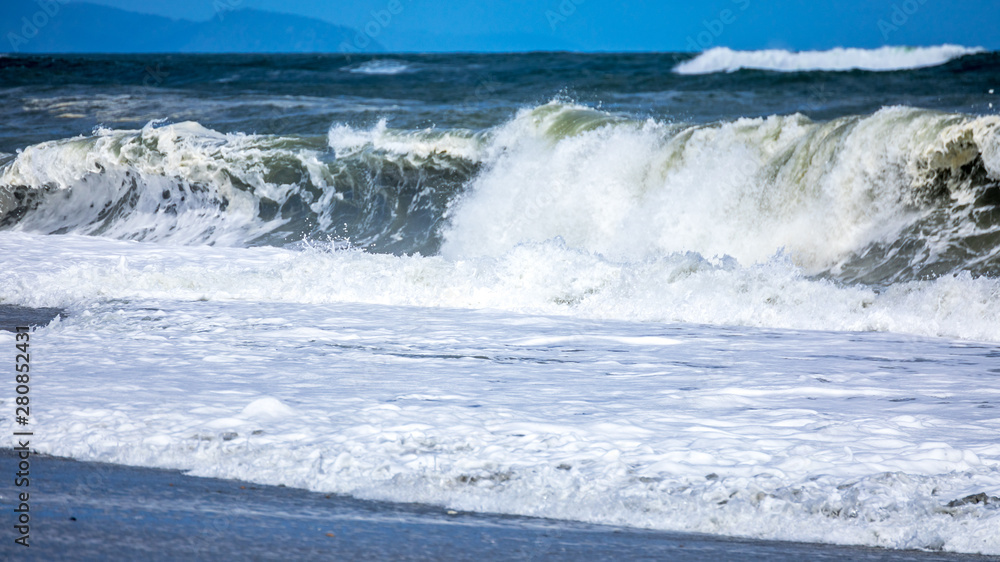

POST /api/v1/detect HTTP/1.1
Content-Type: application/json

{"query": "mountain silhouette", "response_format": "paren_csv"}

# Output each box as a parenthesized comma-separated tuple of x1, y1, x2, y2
(3, 3, 382, 53)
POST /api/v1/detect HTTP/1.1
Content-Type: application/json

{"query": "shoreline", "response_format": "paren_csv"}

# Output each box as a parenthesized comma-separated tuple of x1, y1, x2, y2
(0, 304, 64, 332)
(1, 449, 994, 560)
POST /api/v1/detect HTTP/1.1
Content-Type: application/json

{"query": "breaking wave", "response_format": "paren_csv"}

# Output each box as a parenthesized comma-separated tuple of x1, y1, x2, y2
(2, 101, 1000, 285)
(444, 102, 1000, 284)
(673, 45, 985, 74)
(343, 59, 416, 75)
(0, 120, 474, 254)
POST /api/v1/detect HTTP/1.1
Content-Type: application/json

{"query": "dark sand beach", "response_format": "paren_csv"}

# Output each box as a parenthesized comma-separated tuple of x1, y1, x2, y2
(0, 305, 63, 332)
(1, 449, 995, 561)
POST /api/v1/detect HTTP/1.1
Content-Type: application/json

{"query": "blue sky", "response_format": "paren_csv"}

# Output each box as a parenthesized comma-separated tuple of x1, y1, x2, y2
(17, 0, 1000, 52)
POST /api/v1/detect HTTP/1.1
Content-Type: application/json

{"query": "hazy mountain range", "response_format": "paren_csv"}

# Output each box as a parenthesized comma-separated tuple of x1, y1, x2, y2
(3, 2, 383, 53)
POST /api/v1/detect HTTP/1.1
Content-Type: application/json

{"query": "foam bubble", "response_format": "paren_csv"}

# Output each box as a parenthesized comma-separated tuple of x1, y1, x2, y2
(241, 397, 297, 420)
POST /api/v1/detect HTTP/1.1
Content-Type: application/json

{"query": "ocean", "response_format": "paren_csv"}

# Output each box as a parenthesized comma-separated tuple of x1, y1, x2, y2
(2, 45, 1000, 554)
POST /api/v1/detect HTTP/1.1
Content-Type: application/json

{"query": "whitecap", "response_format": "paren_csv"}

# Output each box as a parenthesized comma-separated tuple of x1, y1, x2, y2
(343, 59, 415, 75)
(674, 45, 984, 74)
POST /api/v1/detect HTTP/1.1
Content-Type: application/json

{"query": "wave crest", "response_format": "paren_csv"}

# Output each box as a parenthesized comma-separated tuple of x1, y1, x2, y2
(0, 120, 470, 253)
(673, 45, 984, 74)
(443, 103, 1000, 284)
(342, 59, 415, 75)
(327, 118, 486, 161)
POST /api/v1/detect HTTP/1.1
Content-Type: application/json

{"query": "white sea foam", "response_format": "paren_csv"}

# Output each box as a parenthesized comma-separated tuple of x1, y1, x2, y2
(674, 45, 984, 74)
(1, 268, 998, 554)
(343, 59, 415, 75)
(3, 106, 1000, 334)
(3, 231, 1000, 343)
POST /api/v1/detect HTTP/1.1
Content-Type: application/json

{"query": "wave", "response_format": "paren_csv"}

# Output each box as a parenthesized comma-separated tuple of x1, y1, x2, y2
(343, 59, 415, 75)
(0, 120, 474, 253)
(443, 102, 1000, 284)
(3, 102, 1000, 285)
(3, 104, 1000, 343)
(673, 45, 985, 74)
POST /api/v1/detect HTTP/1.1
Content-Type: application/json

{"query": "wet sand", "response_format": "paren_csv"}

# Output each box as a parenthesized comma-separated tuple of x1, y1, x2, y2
(1, 449, 994, 561)
(0, 304, 63, 332)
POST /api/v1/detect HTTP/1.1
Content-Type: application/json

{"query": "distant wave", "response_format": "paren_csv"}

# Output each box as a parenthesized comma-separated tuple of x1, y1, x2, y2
(343, 59, 415, 75)
(673, 45, 984, 74)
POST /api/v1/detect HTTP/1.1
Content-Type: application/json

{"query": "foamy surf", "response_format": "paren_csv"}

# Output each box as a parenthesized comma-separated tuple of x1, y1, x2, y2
(674, 45, 985, 74)
(2, 266, 998, 554)
(2, 232, 1000, 343)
